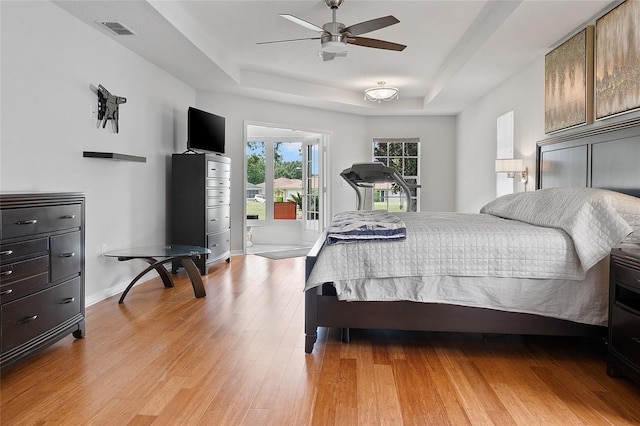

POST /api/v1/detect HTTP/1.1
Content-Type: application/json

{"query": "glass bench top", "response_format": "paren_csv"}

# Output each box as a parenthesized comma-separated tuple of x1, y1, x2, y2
(104, 245, 211, 258)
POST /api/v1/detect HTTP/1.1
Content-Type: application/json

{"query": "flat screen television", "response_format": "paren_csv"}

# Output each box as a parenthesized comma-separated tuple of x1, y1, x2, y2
(187, 107, 225, 154)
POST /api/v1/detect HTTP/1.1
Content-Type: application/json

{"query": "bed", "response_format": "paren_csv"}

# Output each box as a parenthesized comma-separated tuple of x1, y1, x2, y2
(304, 118, 640, 354)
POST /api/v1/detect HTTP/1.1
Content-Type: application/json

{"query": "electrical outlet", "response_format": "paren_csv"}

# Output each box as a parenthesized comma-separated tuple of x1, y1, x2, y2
(101, 243, 107, 255)
(90, 104, 97, 119)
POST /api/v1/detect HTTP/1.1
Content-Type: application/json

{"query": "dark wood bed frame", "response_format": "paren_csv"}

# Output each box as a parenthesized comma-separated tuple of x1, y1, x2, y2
(304, 118, 640, 354)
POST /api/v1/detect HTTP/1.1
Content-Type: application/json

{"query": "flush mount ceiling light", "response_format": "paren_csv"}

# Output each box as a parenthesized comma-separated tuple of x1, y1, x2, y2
(364, 81, 399, 103)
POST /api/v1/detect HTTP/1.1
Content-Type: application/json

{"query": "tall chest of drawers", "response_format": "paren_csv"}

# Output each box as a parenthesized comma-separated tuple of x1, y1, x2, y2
(0, 192, 85, 371)
(171, 154, 231, 274)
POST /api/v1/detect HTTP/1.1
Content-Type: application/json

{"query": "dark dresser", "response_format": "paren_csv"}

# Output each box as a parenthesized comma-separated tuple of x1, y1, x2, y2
(0, 192, 85, 371)
(607, 246, 640, 386)
(171, 154, 231, 274)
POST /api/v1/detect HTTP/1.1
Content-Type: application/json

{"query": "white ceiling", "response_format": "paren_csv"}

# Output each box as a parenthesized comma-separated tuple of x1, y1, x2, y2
(53, 0, 613, 116)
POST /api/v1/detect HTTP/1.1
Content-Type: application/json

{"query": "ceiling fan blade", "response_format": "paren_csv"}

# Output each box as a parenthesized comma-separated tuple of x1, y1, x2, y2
(257, 37, 321, 45)
(342, 16, 399, 36)
(280, 14, 324, 32)
(347, 36, 406, 51)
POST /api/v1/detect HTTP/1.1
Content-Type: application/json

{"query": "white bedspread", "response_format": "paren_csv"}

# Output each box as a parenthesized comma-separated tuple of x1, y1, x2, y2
(305, 211, 613, 292)
(331, 258, 610, 326)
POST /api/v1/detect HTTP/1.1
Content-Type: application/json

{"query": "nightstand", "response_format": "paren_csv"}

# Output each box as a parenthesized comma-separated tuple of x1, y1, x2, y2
(607, 247, 640, 386)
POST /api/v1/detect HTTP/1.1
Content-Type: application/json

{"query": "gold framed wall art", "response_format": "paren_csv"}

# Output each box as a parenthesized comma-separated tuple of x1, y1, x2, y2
(595, 0, 640, 119)
(545, 27, 594, 133)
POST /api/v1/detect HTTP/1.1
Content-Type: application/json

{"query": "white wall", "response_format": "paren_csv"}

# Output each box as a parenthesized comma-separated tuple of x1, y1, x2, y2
(196, 92, 458, 250)
(456, 57, 545, 213)
(365, 116, 457, 212)
(1, 1, 196, 304)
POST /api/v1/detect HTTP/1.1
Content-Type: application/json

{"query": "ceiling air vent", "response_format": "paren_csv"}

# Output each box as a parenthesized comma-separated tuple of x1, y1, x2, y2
(98, 21, 136, 36)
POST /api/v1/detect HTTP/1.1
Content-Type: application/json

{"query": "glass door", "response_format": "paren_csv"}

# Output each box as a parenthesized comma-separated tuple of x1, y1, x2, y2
(303, 139, 320, 234)
(245, 124, 328, 252)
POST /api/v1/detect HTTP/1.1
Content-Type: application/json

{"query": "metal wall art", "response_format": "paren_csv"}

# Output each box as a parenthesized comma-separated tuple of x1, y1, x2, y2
(91, 84, 127, 133)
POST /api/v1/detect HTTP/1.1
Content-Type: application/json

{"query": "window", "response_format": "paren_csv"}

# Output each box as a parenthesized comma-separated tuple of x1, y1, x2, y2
(372, 138, 420, 212)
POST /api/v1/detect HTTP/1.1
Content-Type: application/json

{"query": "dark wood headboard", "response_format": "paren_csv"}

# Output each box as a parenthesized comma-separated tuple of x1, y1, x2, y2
(536, 118, 640, 197)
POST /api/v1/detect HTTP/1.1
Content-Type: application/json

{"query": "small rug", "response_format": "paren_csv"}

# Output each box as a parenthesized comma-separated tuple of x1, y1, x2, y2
(254, 248, 311, 260)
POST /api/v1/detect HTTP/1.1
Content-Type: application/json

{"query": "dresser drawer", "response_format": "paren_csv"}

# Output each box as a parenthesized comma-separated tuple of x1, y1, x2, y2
(0, 238, 48, 265)
(207, 206, 230, 233)
(0, 272, 49, 304)
(206, 178, 230, 190)
(207, 161, 231, 179)
(613, 262, 640, 292)
(50, 231, 81, 282)
(1, 277, 81, 352)
(207, 196, 231, 207)
(1, 204, 81, 239)
(207, 230, 230, 259)
(207, 188, 231, 199)
(610, 303, 640, 367)
(0, 255, 48, 285)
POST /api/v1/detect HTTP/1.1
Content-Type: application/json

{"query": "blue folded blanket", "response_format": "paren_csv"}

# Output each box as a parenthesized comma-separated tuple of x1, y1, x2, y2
(326, 211, 406, 245)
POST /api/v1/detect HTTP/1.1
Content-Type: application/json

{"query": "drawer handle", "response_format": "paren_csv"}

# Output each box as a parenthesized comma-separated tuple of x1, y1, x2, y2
(211, 244, 219, 248)
(60, 214, 76, 219)
(17, 315, 38, 325)
(210, 218, 218, 222)
(0, 288, 13, 295)
(0, 250, 13, 256)
(59, 252, 76, 258)
(16, 219, 37, 225)
(632, 337, 640, 345)
(0, 270, 13, 277)
(61, 297, 75, 304)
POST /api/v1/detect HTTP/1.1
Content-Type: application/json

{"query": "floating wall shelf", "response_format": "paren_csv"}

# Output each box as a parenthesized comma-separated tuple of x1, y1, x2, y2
(83, 151, 146, 163)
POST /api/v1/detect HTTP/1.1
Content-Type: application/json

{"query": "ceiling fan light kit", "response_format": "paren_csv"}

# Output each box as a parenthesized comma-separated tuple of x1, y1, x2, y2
(259, 0, 406, 61)
(364, 81, 399, 103)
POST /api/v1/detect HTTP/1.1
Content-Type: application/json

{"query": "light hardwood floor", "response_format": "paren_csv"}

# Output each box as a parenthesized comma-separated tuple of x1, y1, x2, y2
(2, 254, 640, 425)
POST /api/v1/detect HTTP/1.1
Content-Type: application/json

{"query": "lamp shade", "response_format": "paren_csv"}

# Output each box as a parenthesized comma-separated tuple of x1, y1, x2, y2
(495, 158, 524, 173)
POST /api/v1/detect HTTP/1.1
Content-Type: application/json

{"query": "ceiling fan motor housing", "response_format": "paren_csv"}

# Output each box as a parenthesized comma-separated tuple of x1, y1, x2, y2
(322, 22, 348, 51)
(320, 22, 347, 44)
(325, 0, 344, 9)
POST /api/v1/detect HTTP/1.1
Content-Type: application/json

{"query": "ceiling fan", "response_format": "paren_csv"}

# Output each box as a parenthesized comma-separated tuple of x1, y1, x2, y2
(258, 0, 406, 61)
